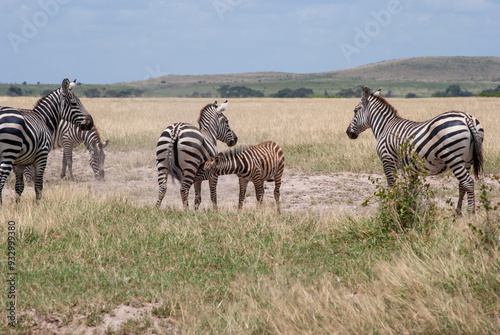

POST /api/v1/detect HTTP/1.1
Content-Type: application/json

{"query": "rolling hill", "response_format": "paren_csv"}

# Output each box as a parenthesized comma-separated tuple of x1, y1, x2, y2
(114, 56, 500, 98)
(123, 56, 500, 87)
(2, 57, 499, 98)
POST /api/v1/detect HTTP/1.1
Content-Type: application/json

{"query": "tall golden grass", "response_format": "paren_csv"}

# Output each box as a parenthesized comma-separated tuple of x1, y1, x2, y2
(0, 96, 499, 334)
(3, 96, 500, 172)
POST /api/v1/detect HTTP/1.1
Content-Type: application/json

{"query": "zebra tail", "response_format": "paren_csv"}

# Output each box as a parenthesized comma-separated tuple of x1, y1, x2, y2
(166, 128, 183, 183)
(468, 116, 484, 179)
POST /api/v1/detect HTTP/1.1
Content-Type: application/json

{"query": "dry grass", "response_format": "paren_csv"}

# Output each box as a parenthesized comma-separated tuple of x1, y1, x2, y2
(0, 96, 499, 334)
(3, 96, 499, 173)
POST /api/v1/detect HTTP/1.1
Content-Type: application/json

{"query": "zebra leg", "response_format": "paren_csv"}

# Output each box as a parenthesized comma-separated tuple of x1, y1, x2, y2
(382, 159, 397, 187)
(13, 166, 26, 202)
(456, 184, 466, 215)
(33, 162, 47, 201)
(61, 150, 67, 179)
(0, 160, 15, 205)
(254, 179, 265, 207)
(274, 175, 282, 213)
(194, 180, 202, 210)
(451, 166, 475, 214)
(238, 178, 249, 210)
(64, 144, 75, 181)
(458, 178, 475, 214)
(209, 176, 218, 211)
(156, 172, 168, 208)
(180, 177, 195, 209)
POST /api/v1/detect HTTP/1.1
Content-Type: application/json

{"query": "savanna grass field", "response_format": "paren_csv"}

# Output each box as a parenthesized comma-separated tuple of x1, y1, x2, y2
(1, 96, 500, 334)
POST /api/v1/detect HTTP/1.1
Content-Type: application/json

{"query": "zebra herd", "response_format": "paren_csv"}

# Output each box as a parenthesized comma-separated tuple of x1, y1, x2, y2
(0, 81, 485, 214)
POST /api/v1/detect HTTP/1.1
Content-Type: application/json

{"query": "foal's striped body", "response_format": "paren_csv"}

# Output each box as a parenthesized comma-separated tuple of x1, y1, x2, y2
(196, 141, 285, 212)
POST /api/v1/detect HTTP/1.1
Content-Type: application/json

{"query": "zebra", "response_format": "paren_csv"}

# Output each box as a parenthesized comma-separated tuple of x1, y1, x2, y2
(0, 78, 94, 205)
(155, 100, 238, 209)
(346, 86, 484, 214)
(194, 141, 285, 212)
(24, 120, 109, 181)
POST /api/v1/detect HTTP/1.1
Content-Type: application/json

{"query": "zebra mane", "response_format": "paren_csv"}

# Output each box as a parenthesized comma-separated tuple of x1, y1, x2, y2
(32, 91, 54, 111)
(197, 103, 217, 124)
(218, 145, 250, 160)
(371, 93, 399, 116)
(92, 124, 102, 142)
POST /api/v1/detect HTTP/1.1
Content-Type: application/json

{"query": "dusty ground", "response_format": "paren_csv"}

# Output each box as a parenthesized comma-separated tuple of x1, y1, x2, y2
(8, 149, 499, 217)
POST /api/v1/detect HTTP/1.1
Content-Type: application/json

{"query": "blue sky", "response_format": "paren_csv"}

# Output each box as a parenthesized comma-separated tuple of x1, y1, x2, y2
(1, 0, 499, 84)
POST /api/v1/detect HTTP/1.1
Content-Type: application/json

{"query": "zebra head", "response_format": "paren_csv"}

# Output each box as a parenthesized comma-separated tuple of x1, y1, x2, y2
(215, 100, 238, 147)
(60, 78, 94, 131)
(346, 86, 380, 139)
(89, 139, 109, 180)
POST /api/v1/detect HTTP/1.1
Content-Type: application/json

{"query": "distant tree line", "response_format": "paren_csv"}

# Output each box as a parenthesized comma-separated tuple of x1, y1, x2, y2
(270, 88, 314, 98)
(476, 85, 500, 97)
(432, 85, 473, 97)
(83, 88, 145, 98)
(217, 85, 264, 98)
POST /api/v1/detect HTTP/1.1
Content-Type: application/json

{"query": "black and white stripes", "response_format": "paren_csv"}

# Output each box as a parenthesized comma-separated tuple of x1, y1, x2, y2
(0, 78, 93, 204)
(155, 100, 238, 209)
(195, 141, 285, 212)
(346, 86, 484, 214)
(25, 120, 108, 181)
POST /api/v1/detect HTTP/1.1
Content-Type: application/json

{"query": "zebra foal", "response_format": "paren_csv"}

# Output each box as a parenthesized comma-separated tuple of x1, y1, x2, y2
(155, 100, 238, 209)
(24, 120, 109, 181)
(0, 78, 93, 204)
(346, 86, 484, 214)
(195, 141, 285, 212)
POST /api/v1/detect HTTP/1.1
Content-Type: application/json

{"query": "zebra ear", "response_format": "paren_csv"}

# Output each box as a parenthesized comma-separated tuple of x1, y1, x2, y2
(69, 79, 77, 90)
(362, 86, 371, 101)
(102, 140, 109, 149)
(62, 78, 70, 96)
(216, 100, 228, 113)
(373, 88, 382, 97)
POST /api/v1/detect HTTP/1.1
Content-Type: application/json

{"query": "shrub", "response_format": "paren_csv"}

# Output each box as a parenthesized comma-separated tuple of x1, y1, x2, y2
(364, 139, 437, 233)
(468, 180, 499, 253)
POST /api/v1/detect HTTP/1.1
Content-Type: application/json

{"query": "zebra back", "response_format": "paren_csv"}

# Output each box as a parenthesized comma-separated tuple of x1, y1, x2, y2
(202, 141, 285, 181)
(346, 86, 485, 214)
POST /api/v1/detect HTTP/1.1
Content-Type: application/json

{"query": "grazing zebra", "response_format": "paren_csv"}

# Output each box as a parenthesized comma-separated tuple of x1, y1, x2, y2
(0, 78, 94, 204)
(155, 100, 238, 209)
(24, 120, 109, 181)
(346, 86, 484, 214)
(195, 141, 285, 212)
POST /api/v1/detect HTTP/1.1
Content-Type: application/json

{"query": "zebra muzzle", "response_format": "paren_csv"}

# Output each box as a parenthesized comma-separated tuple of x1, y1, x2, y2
(346, 127, 358, 139)
(227, 134, 238, 147)
(96, 170, 105, 180)
(80, 115, 94, 131)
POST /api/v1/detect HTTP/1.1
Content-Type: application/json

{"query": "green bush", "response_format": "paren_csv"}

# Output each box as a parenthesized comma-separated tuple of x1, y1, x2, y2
(365, 139, 437, 233)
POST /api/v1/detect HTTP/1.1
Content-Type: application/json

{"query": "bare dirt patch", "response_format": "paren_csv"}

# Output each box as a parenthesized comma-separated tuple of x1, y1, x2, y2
(10, 149, 498, 217)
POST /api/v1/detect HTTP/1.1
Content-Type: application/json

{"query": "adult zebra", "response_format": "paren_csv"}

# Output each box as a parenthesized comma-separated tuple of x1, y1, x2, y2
(155, 100, 238, 209)
(24, 120, 109, 181)
(0, 78, 94, 204)
(346, 86, 484, 214)
(194, 141, 285, 212)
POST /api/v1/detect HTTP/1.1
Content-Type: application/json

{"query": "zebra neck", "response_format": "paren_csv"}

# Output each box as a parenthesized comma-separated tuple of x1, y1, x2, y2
(32, 91, 62, 134)
(199, 116, 218, 145)
(82, 130, 97, 149)
(369, 99, 398, 139)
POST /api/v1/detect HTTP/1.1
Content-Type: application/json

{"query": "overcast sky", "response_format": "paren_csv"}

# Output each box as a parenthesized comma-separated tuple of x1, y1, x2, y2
(1, 0, 499, 84)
